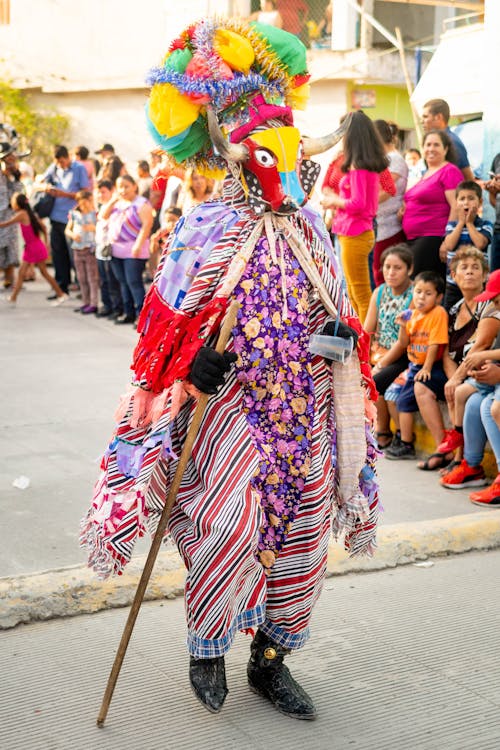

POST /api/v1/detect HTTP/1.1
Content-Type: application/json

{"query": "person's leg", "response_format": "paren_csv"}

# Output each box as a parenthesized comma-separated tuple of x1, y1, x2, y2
(73, 250, 90, 306)
(49, 221, 71, 294)
(398, 411, 414, 444)
(441, 391, 489, 489)
(123, 258, 147, 317)
(490, 388, 500, 431)
(86, 253, 100, 309)
(8, 261, 28, 302)
(414, 381, 445, 445)
(409, 236, 445, 279)
(469, 394, 500, 506)
(3, 263, 15, 287)
(110, 257, 134, 318)
(489, 232, 500, 273)
(454, 382, 478, 427)
(107, 261, 123, 314)
(97, 259, 112, 312)
(339, 230, 374, 323)
(36, 262, 65, 297)
(385, 366, 417, 458)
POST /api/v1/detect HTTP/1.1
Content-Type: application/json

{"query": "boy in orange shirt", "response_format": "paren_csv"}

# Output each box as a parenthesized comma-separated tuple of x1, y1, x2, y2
(385, 271, 448, 460)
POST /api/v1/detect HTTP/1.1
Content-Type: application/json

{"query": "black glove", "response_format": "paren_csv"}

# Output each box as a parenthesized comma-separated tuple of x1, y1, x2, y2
(322, 319, 358, 347)
(190, 347, 237, 395)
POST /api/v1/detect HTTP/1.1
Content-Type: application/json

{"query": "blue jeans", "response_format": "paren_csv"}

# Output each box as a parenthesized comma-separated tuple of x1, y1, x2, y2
(464, 391, 500, 471)
(97, 259, 122, 313)
(110, 257, 147, 318)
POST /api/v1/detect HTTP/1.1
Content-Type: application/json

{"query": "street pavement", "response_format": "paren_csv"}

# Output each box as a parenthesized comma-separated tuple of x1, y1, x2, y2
(2, 277, 500, 748)
(1, 549, 499, 749)
(2, 279, 498, 579)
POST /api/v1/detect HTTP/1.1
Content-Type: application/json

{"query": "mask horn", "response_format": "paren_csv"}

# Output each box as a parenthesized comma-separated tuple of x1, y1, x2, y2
(302, 113, 352, 157)
(206, 108, 248, 163)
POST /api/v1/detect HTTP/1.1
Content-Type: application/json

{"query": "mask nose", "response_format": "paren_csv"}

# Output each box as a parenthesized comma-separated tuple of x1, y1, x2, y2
(279, 171, 305, 208)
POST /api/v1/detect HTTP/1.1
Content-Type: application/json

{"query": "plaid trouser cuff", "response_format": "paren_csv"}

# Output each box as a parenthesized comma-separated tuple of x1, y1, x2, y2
(187, 603, 266, 658)
(259, 619, 310, 650)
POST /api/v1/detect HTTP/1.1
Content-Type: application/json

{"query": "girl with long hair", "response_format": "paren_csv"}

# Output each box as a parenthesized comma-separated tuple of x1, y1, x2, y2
(0, 192, 67, 304)
(321, 110, 388, 322)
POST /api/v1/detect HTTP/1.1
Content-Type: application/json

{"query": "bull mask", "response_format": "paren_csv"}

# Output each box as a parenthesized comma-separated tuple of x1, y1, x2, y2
(207, 109, 350, 216)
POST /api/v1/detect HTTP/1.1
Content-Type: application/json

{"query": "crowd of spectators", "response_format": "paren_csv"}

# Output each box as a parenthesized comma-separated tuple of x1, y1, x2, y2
(2, 94, 500, 507)
(319, 97, 500, 508)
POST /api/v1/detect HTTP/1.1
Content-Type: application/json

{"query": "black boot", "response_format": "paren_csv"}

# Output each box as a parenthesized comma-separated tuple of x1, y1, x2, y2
(189, 656, 228, 714)
(247, 629, 317, 720)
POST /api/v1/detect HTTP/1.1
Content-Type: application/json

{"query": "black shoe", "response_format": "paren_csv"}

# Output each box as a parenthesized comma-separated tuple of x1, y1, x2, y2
(247, 630, 317, 720)
(47, 294, 58, 301)
(95, 308, 112, 318)
(114, 314, 135, 325)
(385, 439, 416, 460)
(189, 656, 228, 714)
(109, 310, 124, 320)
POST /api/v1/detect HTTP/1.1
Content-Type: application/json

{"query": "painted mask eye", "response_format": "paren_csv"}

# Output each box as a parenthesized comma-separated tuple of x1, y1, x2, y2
(254, 148, 277, 167)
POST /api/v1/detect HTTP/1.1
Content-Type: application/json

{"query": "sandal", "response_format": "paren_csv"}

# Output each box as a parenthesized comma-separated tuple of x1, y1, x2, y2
(376, 431, 393, 449)
(417, 452, 454, 471)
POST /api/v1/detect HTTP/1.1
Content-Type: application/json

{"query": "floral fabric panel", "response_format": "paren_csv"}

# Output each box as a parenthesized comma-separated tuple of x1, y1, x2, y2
(232, 234, 315, 573)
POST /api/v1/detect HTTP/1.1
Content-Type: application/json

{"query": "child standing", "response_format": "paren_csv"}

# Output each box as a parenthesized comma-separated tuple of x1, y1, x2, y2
(440, 181, 493, 309)
(364, 244, 414, 449)
(65, 190, 99, 314)
(0, 192, 67, 305)
(385, 271, 449, 460)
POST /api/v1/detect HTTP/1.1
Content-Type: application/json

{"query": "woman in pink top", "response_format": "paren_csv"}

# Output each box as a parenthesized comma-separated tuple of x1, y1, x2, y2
(321, 111, 388, 323)
(401, 129, 462, 278)
(101, 175, 153, 324)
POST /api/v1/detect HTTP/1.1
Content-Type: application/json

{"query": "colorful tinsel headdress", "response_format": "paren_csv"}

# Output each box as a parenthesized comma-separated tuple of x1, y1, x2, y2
(145, 18, 310, 176)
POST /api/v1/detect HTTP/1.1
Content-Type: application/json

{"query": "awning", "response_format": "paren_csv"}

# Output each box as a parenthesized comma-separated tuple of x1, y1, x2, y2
(410, 23, 483, 116)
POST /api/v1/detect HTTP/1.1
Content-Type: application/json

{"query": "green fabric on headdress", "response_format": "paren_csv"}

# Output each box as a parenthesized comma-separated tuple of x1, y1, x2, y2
(251, 23, 307, 76)
(164, 47, 193, 73)
(167, 118, 207, 162)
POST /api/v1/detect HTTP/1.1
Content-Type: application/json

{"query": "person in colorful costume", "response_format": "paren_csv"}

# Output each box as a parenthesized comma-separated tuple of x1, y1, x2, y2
(81, 18, 380, 720)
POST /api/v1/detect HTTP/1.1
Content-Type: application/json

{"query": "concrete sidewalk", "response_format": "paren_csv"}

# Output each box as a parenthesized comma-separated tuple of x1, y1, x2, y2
(1, 550, 499, 750)
(2, 280, 500, 627)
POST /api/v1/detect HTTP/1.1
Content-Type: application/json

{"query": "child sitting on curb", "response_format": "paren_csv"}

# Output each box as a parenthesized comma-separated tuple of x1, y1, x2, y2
(385, 271, 448, 460)
(364, 243, 413, 449)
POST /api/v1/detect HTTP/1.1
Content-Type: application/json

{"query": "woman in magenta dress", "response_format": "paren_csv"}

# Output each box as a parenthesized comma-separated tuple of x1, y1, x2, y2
(401, 129, 463, 278)
(0, 192, 67, 304)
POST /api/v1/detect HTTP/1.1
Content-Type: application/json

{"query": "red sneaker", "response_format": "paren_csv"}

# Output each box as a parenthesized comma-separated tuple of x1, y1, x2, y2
(470, 477, 500, 507)
(440, 459, 487, 489)
(436, 429, 464, 455)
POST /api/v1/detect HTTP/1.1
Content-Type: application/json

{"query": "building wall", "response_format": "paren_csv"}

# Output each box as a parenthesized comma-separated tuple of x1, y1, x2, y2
(28, 88, 154, 169)
(0, 0, 232, 89)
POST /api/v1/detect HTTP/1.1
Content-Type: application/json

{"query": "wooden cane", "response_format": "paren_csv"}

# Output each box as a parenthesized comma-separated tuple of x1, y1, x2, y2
(96, 300, 240, 727)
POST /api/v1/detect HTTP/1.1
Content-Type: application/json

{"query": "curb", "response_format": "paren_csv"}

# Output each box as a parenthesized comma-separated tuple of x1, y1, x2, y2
(2, 513, 500, 629)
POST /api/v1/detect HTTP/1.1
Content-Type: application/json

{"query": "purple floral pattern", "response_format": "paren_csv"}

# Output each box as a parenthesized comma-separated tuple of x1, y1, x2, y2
(233, 235, 315, 573)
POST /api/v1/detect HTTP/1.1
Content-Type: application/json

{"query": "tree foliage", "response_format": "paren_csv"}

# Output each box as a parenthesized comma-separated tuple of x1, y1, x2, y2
(0, 81, 70, 173)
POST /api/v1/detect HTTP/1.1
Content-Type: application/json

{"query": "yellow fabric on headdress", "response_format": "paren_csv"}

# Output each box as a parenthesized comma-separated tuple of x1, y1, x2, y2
(149, 83, 200, 137)
(214, 29, 255, 73)
(288, 83, 310, 111)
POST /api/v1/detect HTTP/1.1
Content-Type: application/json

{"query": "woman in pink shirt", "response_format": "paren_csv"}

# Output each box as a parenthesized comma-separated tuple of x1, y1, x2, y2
(401, 129, 462, 278)
(321, 111, 388, 323)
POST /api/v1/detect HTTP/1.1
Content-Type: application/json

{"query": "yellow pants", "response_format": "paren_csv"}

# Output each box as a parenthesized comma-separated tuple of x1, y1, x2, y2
(339, 230, 374, 324)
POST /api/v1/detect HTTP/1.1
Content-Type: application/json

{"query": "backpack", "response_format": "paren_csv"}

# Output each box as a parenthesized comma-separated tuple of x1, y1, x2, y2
(33, 170, 55, 219)
(33, 191, 55, 219)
